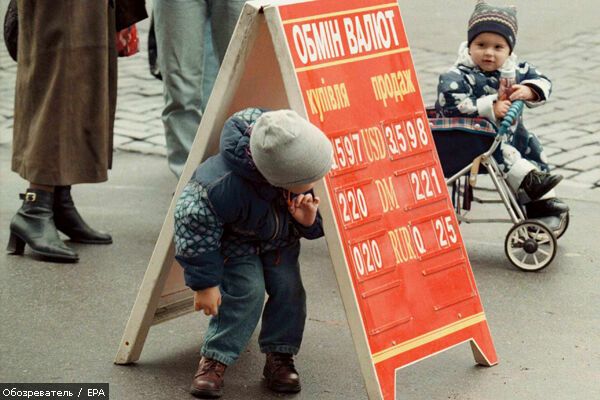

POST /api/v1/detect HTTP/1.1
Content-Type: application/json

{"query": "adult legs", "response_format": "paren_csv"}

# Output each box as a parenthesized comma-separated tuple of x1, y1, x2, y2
(201, 26, 219, 110)
(154, 0, 207, 177)
(52, 186, 112, 244)
(209, 0, 246, 62)
(7, 184, 78, 262)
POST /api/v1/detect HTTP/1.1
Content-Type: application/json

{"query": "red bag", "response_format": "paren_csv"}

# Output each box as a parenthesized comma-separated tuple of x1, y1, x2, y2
(116, 25, 139, 57)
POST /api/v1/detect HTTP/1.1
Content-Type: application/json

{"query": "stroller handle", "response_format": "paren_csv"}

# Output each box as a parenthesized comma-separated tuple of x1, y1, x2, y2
(497, 100, 524, 135)
(483, 100, 525, 157)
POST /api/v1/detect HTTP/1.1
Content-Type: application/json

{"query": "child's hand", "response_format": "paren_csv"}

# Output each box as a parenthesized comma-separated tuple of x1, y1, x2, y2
(493, 99, 512, 119)
(194, 286, 221, 316)
(509, 84, 538, 102)
(289, 193, 320, 227)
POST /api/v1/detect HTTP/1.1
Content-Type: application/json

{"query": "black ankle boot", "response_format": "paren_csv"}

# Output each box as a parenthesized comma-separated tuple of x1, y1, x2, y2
(7, 189, 79, 262)
(526, 198, 570, 218)
(519, 170, 563, 201)
(53, 186, 112, 244)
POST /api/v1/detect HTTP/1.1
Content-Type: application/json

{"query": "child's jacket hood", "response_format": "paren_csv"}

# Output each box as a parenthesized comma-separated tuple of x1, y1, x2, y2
(219, 112, 267, 185)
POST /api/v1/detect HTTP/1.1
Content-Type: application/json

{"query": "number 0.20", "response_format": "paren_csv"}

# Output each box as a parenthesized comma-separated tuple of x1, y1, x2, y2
(352, 239, 383, 277)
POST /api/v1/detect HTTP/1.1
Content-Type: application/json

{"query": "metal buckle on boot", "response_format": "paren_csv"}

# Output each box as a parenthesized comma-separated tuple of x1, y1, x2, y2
(25, 192, 37, 202)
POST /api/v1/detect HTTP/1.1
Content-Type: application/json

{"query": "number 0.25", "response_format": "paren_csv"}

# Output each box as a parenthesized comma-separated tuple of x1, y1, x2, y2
(434, 216, 457, 248)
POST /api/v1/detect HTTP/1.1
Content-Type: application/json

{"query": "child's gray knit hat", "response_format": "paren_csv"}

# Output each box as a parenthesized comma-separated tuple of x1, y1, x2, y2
(250, 110, 333, 190)
(468, 1, 518, 52)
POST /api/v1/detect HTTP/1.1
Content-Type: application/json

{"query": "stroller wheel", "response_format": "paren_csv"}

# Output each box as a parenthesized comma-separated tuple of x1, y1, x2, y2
(554, 212, 569, 239)
(505, 220, 557, 271)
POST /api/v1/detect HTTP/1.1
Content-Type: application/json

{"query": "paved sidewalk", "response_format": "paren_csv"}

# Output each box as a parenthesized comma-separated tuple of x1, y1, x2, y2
(1, 6, 599, 187)
(1, 149, 599, 400)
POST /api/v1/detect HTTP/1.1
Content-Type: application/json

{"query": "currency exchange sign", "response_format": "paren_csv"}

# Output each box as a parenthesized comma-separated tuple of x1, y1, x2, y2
(277, 1, 498, 398)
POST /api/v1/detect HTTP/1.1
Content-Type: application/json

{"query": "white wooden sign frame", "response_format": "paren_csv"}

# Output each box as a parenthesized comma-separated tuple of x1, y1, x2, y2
(115, 3, 495, 399)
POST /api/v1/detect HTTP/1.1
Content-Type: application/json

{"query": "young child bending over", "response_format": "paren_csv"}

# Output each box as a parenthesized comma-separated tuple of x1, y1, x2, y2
(173, 108, 333, 398)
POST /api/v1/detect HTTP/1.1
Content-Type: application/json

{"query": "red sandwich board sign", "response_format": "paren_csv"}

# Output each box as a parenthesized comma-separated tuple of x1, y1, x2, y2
(275, 1, 498, 398)
(115, 1, 497, 398)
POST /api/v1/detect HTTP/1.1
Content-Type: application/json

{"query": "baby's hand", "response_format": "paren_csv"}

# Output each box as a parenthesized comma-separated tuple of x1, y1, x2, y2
(493, 99, 512, 119)
(289, 193, 320, 227)
(509, 84, 538, 102)
(194, 286, 221, 316)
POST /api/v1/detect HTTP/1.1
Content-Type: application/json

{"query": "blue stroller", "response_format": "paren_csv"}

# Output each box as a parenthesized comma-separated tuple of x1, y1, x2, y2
(428, 101, 569, 271)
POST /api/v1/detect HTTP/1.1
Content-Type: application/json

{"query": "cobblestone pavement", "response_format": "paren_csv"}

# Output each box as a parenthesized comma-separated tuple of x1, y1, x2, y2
(1, 19, 599, 187)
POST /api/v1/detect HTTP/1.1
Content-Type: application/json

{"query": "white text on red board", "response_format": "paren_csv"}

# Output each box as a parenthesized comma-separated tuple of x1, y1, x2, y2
(291, 9, 402, 65)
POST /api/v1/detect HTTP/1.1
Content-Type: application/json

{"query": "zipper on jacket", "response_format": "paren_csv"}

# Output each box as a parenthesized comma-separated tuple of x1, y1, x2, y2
(270, 206, 280, 241)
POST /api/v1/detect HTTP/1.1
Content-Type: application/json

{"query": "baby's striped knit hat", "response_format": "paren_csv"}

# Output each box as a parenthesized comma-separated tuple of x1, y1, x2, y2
(467, 1, 518, 52)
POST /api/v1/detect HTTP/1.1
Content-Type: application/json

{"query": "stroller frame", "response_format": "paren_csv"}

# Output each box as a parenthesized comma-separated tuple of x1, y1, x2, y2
(431, 101, 567, 271)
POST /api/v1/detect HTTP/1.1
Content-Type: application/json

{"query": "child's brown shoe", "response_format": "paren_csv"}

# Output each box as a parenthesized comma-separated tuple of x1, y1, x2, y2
(190, 357, 227, 399)
(263, 352, 301, 393)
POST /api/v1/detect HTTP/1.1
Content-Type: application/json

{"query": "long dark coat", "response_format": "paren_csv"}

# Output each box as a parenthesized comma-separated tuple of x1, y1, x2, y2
(12, 0, 145, 185)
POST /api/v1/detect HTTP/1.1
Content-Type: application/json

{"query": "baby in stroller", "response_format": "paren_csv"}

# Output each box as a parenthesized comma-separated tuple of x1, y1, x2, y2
(434, 0, 568, 219)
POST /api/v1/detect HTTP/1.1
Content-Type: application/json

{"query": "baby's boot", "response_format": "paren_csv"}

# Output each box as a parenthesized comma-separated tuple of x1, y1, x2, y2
(519, 170, 563, 201)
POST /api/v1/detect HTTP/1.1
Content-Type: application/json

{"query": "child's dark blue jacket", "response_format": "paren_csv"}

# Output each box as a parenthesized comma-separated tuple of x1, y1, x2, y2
(174, 108, 324, 291)
(435, 42, 552, 169)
